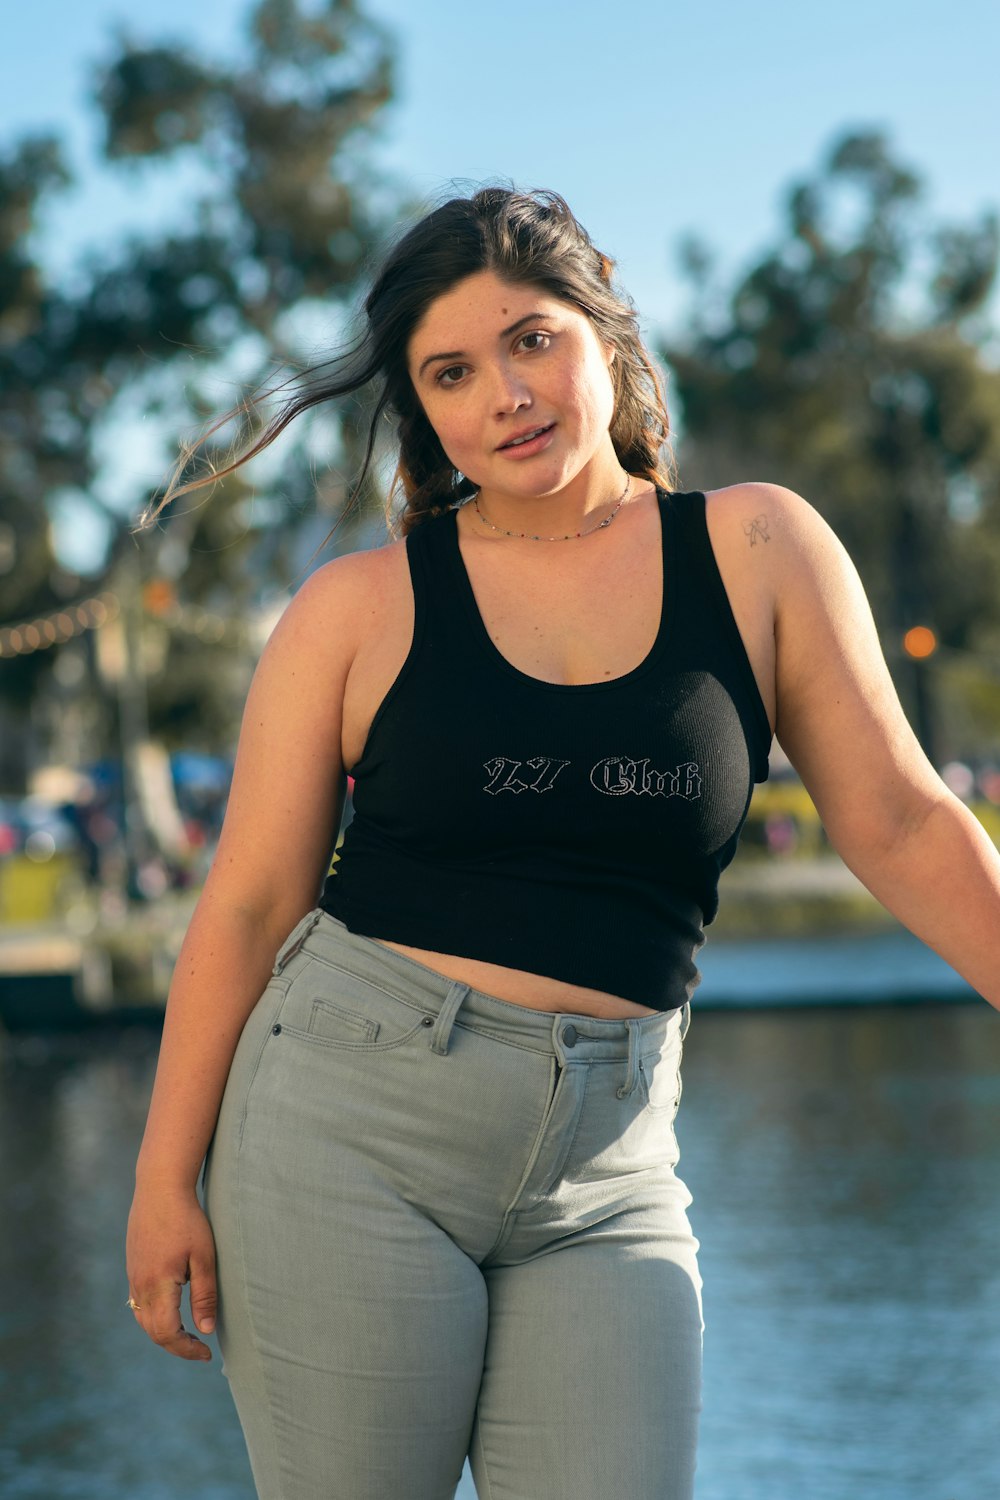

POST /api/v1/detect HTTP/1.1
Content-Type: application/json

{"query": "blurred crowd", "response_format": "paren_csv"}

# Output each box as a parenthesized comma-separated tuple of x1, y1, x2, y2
(0, 753, 232, 923)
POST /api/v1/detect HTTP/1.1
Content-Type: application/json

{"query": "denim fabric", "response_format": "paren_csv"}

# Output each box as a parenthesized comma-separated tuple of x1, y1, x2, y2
(203, 908, 702, 1499)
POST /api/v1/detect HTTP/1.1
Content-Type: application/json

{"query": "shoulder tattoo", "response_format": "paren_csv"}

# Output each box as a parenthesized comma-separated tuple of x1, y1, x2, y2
(743, 513, 770, 547)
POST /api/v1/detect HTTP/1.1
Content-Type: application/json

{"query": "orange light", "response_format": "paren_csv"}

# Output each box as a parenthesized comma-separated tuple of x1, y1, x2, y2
(903, 625, 937, 659)
(143, 579, 176, 615)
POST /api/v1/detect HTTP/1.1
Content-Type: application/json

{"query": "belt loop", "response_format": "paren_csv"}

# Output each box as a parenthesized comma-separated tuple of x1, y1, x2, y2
(272, 908, 321, 975)
(428, 981, 471, 1056)
(617, 1019, 641, 1099)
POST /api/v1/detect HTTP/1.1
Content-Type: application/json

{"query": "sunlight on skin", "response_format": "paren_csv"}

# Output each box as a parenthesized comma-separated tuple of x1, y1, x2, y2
(406, 269, 628, 534)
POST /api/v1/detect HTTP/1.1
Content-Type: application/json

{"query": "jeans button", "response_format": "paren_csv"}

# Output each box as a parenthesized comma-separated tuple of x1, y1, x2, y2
(562, 1024, 578, 1047)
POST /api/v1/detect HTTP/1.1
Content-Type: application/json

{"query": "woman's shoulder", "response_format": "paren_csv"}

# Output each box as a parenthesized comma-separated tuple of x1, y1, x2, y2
(702, 478, 815, 527)
(263, 535, 409, 663)
(700, 480, 836, 582)
(293, 533, 408, 606)
(694, 480, 844, 726)
(701, 479, 879, 676)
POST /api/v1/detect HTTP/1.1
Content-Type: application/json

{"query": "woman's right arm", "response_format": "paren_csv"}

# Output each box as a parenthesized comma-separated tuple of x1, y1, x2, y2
(125, 549, 372, 1361)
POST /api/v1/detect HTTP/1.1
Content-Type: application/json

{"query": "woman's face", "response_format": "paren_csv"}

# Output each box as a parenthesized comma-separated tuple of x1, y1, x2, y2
(406, 269, 618, 501)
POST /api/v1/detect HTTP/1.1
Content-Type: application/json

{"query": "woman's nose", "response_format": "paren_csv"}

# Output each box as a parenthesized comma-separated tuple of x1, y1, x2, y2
(491, 362, 532, 414)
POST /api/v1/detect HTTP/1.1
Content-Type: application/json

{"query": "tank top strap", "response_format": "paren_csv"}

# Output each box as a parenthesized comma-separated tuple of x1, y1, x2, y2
(403, 504, 481, 653)
(660, 488, 713, 617)
(664, 487, 772, 749)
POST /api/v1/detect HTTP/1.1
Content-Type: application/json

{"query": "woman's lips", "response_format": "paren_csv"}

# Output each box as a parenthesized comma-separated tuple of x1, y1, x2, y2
(496, 423, 556, 458)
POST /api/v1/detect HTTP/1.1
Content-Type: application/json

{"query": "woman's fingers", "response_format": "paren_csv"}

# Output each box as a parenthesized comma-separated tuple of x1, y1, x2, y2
(188, 1242, 218, 1336)
(130, 1279, 213, 1361)
(126, 1190, 220, 1361)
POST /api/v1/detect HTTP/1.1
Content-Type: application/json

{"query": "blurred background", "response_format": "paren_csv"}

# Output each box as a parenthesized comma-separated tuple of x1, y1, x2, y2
(1, 2, 999, 1497)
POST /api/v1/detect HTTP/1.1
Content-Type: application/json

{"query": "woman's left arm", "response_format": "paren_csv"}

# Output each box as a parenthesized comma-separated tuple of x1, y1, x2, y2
(756, 482, 1000, 1011)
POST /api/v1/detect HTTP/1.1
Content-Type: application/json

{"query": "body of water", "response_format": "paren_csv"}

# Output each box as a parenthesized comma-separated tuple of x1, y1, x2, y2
(2, 999, 998, 1498)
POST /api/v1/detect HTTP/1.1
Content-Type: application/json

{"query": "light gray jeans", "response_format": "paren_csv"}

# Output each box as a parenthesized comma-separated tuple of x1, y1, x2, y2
(202, 908, 703, 1500)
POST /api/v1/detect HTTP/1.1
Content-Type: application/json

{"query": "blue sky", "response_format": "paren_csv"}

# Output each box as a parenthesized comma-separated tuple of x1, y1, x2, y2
(7, 0, 999, 333)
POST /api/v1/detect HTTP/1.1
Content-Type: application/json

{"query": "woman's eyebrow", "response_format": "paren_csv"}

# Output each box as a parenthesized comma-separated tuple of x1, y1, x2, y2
(416, 313, 547, 378)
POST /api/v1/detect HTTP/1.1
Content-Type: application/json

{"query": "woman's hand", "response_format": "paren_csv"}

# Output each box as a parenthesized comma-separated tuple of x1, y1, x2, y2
(126, 1182, 218, 1361)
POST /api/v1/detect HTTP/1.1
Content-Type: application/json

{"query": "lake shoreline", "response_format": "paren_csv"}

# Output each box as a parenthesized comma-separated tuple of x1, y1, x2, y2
(0, 856, 981, 1029)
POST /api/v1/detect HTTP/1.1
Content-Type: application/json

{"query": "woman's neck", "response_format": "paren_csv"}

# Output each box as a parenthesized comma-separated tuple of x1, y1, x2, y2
(471, 462, 636, 540)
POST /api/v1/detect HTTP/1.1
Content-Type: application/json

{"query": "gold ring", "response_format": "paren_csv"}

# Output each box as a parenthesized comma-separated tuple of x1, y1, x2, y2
(126, 1296, 142, 1312)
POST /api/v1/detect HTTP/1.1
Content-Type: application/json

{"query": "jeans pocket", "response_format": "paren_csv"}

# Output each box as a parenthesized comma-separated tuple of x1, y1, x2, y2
(308, 995, 381, 1043)
(639, 1022, 685, 1115)
(277, 955, 432, 1050)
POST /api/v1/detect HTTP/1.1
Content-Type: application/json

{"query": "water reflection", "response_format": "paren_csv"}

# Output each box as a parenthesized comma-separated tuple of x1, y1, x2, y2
(683, 1006, 1000, 1500)
(0, 1031, 255, 1499)
(1, 1003, 997, 1498)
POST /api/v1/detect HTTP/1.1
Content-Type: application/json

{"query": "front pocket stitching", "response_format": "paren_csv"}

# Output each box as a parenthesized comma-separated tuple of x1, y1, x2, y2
(292, 953, 427, 1016)
(275, 1019, 429, 1052)
(639, 1049, 683, 1113)
(309, 996, 379, 1042)
(533, 1066, 592, 1197)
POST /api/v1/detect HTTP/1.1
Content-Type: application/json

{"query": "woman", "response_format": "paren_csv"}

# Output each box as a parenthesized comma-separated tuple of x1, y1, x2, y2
(126, 187, 1000, 1500)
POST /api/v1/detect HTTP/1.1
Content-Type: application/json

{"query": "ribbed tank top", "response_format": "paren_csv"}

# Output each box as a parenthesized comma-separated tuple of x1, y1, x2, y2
(319, 489, 772, 1010)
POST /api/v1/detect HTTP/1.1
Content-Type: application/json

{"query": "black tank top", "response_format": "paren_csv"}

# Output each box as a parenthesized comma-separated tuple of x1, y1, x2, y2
(319, 489, 772, 1010)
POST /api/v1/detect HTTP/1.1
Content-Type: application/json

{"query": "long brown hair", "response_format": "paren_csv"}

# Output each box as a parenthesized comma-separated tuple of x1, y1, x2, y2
(134, 186, 678, 545)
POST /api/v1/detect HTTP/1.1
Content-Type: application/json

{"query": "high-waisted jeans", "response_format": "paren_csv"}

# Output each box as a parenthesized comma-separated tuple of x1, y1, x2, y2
(202, 908, 703, 1500)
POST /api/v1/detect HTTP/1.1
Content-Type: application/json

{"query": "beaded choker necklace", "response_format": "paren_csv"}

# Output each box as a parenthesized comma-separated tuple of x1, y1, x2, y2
(470, 474, 632, 541)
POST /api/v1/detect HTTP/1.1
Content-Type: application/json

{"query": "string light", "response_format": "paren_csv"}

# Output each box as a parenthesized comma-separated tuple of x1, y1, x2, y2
(140, 598, 237, 643)
(0, 588, 240, 658)
(0, 592, 120, 658)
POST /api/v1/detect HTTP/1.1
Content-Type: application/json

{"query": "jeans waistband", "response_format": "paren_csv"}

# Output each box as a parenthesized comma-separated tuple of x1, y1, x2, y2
(271, 907, 689, 1076)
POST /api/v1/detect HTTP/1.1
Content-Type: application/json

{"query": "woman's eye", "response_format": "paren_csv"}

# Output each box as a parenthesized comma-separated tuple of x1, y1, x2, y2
(437, 365, 466, 386)
(518, 331, 550, 353)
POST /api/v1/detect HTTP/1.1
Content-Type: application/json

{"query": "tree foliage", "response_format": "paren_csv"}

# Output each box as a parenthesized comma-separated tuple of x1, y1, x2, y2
(662, 129, 1000, 662)
(0, 0, 399, 777)
(0, 135, 87, 718)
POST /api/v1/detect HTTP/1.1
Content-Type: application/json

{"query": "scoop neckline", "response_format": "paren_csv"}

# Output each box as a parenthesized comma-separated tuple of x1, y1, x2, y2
(444, 488, 676, 694)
